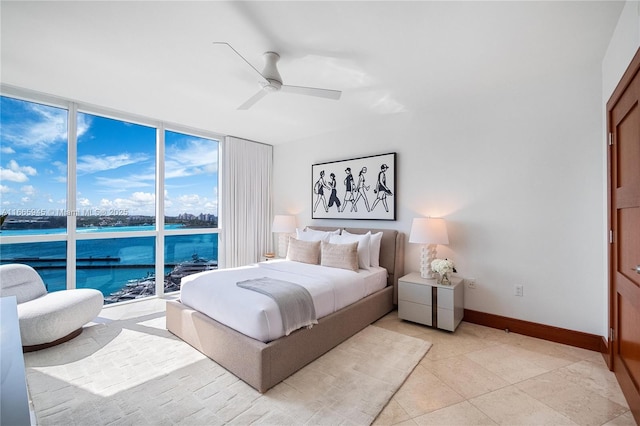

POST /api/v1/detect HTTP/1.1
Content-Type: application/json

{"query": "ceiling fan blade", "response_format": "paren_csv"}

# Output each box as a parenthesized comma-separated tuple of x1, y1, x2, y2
(213, 41, 267, 82)
(238, 89, 268, 110)
(281, 85, 342, 100)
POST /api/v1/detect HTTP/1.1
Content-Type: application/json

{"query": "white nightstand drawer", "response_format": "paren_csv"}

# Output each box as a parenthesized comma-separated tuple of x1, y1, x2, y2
(437, 307, 455, 331)
(398, 300, 432, 326)
(437, 287, 454, 310)
(399, 281, 432, 305)
(437, 305, 465, 332)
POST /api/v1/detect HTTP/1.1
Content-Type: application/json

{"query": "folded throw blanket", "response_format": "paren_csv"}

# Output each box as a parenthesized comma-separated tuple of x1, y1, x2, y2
(237, 277, 318, 337)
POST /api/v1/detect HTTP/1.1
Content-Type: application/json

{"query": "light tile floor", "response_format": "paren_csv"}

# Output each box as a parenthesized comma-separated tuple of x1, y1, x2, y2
(371, 311, 636, 426)
(99, 298, 636, 426)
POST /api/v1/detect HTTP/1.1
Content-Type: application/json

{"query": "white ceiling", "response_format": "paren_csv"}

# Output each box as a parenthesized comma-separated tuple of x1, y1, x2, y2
(1, 1, 624, 145)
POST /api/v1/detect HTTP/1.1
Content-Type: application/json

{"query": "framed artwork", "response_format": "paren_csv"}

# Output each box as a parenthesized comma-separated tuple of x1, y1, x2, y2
(311, 152, 396, 220)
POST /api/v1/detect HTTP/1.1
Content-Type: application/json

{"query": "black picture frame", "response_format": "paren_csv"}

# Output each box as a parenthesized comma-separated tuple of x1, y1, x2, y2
(311, 152, 396, 220)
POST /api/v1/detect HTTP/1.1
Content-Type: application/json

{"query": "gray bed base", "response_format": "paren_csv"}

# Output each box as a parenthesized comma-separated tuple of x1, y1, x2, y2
(166, 227, 404, 393)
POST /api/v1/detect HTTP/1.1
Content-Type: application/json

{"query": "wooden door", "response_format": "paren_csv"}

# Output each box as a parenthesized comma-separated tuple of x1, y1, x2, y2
(608, 47, 640, 424)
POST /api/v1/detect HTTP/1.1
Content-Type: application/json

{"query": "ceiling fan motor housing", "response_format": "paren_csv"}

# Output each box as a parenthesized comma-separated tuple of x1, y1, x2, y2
(261, 52, 283, 91)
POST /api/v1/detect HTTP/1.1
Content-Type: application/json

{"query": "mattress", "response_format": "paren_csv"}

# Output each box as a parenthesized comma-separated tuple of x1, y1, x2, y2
(179, 259, 388, 342)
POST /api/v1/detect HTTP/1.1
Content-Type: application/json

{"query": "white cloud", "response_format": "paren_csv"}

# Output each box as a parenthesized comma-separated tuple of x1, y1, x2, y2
(77, 153, 150, 174)
(1, 147, 15, 154)
(93, 176, 153, 191)
(177, 194, 202, 205)
(0, 185, 11, 194)
(76, 114, 91, 138)
(21, 185, 36, 196)
(165, 138, 218, 180)
(78, 197, 92, 207)
(94, 192, 156, 215)
(2, 103, 73, 159)
(164, 191, 217, 217)
(10, 159, 37, 175)
(131, 192, 155, 203)
(0, 160, 37, 182)
(52, 161, 66, 172)
(0, 168, 29, 183)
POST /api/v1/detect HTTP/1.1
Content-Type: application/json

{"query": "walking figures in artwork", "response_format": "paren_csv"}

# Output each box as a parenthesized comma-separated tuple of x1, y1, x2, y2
(370, 164, 393, 212)
(313, 170, 330, 213)
(352, 167, 370, 212)
(314, 160, 393, 216)
(340, 167, 356, 212)
(327, 172, 341, 211)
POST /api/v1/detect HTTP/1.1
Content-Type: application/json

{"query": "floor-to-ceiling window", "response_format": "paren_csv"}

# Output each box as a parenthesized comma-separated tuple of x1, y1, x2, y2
(162, 130, 219, 296)
(0, 90, 220, 303)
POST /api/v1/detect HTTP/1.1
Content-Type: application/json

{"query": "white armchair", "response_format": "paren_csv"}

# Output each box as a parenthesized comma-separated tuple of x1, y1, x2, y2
(0, 264, 103, 352)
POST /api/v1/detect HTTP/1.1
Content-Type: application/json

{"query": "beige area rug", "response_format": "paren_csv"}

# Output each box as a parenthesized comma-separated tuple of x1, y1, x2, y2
(24, 309, 431, 425)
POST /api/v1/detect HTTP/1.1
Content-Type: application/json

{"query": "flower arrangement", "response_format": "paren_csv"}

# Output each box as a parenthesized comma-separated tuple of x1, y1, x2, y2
(431, 258, 454, 275)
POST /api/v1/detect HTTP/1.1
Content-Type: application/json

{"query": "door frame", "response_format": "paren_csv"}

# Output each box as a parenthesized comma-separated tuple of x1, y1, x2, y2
(606, 46, 640, 421)
(606, 46, 640, 366)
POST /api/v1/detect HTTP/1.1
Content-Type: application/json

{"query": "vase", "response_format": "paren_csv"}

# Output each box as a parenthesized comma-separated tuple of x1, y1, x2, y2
(438, 272, 450, 285)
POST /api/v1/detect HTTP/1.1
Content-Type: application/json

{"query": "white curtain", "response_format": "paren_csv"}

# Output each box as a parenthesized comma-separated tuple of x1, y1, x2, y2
(220, 136, 273, 268)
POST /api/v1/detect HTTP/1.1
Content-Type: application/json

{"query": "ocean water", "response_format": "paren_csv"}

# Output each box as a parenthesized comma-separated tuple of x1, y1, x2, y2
(0, 226, 218, 299)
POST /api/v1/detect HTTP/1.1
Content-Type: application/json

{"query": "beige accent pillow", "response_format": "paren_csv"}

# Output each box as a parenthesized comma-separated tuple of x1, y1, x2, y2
(321, 241, 359, 271)
(328, 232, 371, 270)
(286, 238, 321, 264)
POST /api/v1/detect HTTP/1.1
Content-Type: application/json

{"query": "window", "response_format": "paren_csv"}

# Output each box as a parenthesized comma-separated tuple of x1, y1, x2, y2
(0, 241, 67, 292)
(76, 112, 156, 230)
(164, 233, 219, 293)
(0, 93, 221, 303)
(77, 236, 155, 302)
(164, 130, 218, 229)
(0, 96, 68, 233)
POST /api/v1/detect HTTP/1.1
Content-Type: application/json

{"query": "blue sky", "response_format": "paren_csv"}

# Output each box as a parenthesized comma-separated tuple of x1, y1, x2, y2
(0, 96, 218, 218)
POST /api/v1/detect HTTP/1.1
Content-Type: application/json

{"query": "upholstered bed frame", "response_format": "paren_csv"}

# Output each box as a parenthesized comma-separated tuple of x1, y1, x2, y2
(166, 227, 404, 393)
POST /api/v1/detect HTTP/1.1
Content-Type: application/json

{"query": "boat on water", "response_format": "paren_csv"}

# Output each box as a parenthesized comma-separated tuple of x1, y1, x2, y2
(168, 253, 217, 285)
(104, 253, 217, 304)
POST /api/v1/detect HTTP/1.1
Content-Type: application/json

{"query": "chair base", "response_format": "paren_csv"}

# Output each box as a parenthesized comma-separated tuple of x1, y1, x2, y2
(22, 328, 83, 353)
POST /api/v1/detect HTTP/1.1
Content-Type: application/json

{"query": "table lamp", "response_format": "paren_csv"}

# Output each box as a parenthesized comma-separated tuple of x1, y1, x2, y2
(409, 217, 449, 279)
(272, 215, 296, 258)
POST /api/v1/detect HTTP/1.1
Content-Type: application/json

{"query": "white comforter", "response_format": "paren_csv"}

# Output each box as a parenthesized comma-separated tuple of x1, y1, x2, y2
(179, 260, 387, 342)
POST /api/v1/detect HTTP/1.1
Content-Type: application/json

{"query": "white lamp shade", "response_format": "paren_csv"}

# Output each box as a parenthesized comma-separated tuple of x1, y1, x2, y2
(272, 215, 296, 233)
(408, 217, 449, 245)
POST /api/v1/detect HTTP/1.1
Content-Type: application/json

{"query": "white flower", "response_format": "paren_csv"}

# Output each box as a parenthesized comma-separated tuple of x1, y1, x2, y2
(431, 258, 454, 274)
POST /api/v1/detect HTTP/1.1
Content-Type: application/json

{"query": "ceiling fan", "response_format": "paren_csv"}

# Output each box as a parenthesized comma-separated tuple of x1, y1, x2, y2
(213, 42, 342, 110)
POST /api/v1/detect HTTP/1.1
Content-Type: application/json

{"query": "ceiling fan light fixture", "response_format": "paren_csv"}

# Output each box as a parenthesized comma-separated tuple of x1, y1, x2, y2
(262, 79, 282, 92)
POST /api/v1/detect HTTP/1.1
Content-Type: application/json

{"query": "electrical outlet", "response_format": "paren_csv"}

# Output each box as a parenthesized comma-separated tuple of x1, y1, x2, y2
(515, 285, 524, 297)
(468, 278, 477, 289)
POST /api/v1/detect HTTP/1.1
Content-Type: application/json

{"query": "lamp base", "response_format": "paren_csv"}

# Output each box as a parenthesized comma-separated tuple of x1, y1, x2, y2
(277, 233, 290, 258)
(420, 244, 437, 279)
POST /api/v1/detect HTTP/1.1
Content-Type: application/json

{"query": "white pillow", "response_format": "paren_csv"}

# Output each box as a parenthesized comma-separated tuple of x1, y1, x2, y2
(329, 232, 371, 270)
(286, 238, 321, 264)
(343, 230, 383, 267)
(295, 227, 340, 242)
(321, 241, 358, 271)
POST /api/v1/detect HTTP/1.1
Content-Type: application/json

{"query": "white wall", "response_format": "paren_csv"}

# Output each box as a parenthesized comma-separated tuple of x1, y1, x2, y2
(274, 36, 617, 338)
(603, 1, 640, 98)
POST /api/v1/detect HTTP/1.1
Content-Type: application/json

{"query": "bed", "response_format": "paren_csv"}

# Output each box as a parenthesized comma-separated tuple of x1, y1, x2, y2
(166, 226, 404, 393)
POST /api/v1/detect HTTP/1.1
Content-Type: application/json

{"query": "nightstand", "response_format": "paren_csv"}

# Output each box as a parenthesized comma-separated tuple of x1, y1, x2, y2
(398, 272, 464, 332)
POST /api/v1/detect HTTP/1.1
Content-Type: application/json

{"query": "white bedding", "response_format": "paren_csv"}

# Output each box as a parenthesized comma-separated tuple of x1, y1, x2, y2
(179, 259, 387, 342)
